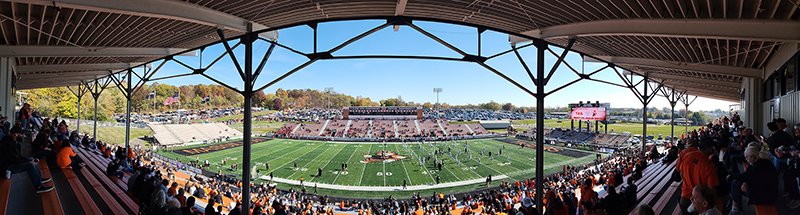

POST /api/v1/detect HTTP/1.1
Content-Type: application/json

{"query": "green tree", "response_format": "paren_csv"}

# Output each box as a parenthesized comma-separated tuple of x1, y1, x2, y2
(480, 101, 501, 110)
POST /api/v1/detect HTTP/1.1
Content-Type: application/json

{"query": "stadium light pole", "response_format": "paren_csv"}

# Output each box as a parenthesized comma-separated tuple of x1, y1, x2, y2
(325, 87, 333, 109)
(433, 88, 442, 110)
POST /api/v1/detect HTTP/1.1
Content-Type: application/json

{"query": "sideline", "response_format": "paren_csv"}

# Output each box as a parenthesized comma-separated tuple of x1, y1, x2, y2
(260, 175, 509, 191)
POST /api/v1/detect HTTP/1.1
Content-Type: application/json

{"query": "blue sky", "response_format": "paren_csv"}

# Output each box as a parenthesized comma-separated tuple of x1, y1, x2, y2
(149, 20, 735, 111)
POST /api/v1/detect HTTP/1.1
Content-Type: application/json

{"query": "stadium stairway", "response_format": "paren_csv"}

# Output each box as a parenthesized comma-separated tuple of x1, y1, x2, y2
(318, 120, 330, 136)
(393, 120, 399, 138)
(414, 120, 421, 134)
(366, 120, 373, 137)
(291, 123, 301, 135)
(437, 120, 448, 136)
(343, 120, 352, 137)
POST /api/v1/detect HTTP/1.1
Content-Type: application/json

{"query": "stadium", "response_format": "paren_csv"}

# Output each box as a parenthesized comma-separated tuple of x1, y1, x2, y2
(152, 107, 606, 199)
(1, 1, 799, 215)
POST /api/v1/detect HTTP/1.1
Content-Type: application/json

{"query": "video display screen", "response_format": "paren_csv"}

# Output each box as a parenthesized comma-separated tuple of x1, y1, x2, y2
(569, 107, 607, 120)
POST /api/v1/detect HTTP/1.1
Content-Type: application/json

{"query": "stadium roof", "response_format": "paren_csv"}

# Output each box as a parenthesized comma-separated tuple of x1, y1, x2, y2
(2, 0, 799, 101)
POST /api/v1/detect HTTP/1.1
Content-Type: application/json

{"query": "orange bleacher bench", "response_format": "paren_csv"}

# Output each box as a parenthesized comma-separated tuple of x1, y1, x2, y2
(0, 176, 11, 215)
(62, 168, 103, 215)
(37, 162, 65, 215)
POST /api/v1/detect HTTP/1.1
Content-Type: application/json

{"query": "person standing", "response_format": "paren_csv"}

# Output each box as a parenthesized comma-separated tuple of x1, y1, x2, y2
(403, 179, 407, 189)
(678, 140, 719, 215)
(18, 103, 31, 131)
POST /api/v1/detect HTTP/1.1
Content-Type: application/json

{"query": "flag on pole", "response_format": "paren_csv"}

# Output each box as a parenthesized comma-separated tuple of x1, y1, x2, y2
(144, 90, 155, 100)
(201, 96, 211, 104)
(164, 92, 180, 106)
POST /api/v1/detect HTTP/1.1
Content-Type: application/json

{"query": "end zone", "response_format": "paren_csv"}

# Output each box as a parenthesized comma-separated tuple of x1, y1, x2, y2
(174, 138, 271, 156)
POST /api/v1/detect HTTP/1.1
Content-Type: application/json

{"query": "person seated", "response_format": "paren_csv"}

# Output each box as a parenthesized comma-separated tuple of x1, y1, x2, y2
(0, 126, 54, 193)
(31, 127, 57, 167)
(689, 185, 721, 215)
(56, 142, 84, 170)
(728, 144, 778, 215)
(106, 158, 125, 179)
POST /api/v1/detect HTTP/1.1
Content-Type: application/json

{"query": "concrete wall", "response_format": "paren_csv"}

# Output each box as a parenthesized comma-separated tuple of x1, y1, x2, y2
(0, 57, 16, 125)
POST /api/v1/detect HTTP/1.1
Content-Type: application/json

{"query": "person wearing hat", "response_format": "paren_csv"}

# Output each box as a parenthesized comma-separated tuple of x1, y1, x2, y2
(518, 197, 538, 215)
(544, 190, 568, 215)
(678, 138, 718, 215)
(0, 126, 54, 193)
(727, 144, 778, 215)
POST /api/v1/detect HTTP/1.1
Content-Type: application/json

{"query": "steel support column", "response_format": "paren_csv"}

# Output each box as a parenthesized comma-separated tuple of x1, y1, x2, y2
(642, 77, 648, 151)
(67, 84, 89, 133)
(613, 69, 662, 152)
(88, 78, 112, 142)
(125, 70, 131, 150)
(242, 31, 255, 213)
(659, 88, 685, 145)
(681, 94, 698, 135)
(534, 39, 545, 214)
(94, 81, 98, 140)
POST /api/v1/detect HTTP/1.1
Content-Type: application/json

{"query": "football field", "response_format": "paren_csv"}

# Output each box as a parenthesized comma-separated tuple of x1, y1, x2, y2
(158, 138, 600, 198)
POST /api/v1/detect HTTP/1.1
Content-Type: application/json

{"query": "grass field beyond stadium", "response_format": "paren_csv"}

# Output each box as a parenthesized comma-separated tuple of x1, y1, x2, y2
(158, 138, 600, 198)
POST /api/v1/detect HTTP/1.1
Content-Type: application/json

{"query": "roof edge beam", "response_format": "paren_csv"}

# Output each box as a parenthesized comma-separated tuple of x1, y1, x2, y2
(11, 0, 277, 40)
(585, 55, 762, 78)
(0, 45, 195, 57)
(649, 73, 741, 88)
(510, 19, 800, 44)
(15, 62, 147, 73)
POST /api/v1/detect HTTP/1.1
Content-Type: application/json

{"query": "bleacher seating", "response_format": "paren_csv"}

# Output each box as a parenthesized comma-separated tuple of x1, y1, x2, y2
(345, 120, 371, 138)
(369, 120, 396, 138)
(292, 122, 326, 137)
(418, 119, 445, 137)
(285, 119, 488, 139)
(149, 124, 181, 145)
(320, 119, 347, 137)
(150, 123, 242, 145)
(396, 119, 419, 137)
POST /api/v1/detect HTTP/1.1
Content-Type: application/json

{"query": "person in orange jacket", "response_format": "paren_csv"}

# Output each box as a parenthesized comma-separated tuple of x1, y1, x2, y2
(57, 143, 84, 170)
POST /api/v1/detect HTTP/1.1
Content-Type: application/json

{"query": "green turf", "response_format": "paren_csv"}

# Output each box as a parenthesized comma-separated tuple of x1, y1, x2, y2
(157, 138, 599, 198)
(74, 124, 153, 144)
(512, 119, 701, 137)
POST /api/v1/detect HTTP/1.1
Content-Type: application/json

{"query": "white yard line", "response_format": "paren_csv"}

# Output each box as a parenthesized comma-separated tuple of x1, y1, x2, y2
(261, 174, 509, 191)
(415, 143, 444, 183)
(307, 143, 347, 182)
(383, 160, 387, 186)
(393, 144, 414, 186)
(269, 143, 327, 175)
(466, 140, 525, 172)
(288, 145, 335, 179)
(332, 145, 359, 184)
(357, 144, 372, 186)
